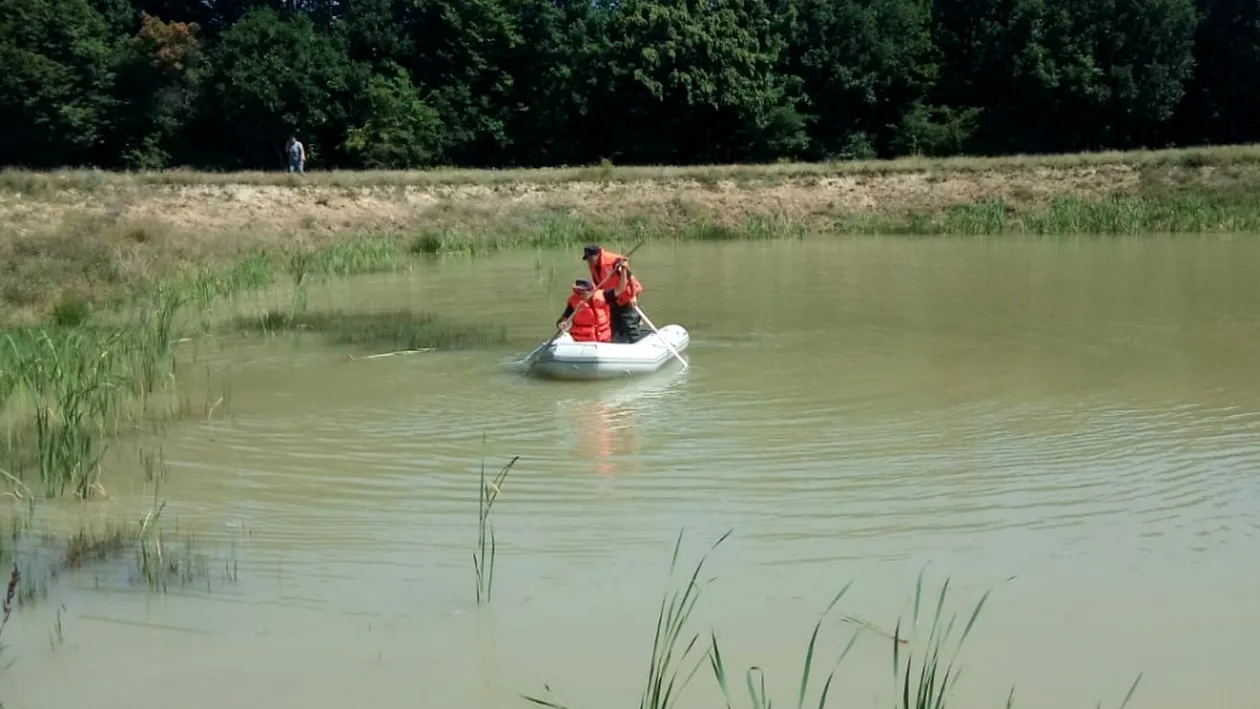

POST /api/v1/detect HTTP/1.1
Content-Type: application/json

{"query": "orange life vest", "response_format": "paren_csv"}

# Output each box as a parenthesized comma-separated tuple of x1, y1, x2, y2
(567, 288, 612, 342)
(588, 248, 643, 304)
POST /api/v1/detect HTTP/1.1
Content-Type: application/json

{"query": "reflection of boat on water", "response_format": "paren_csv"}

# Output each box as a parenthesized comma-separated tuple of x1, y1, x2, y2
(528, 325, 690, 381)
(574, 399, 634, 478)
(554, 365, 689, 412)
(555, 367, 689, 478)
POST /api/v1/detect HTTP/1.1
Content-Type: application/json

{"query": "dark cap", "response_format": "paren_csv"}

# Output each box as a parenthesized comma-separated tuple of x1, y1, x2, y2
(581, 244, 601, 260)
(574, 279, 593, 290)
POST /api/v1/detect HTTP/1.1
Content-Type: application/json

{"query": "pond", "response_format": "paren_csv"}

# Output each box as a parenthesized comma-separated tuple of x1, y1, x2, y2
(4, 236, 1260, 709)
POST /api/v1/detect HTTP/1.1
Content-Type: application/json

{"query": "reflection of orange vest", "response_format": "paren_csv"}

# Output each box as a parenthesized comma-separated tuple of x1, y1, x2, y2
(589, 249, 643, 304)
(567, 289, 612, 342)
(594, 402, 615, 477)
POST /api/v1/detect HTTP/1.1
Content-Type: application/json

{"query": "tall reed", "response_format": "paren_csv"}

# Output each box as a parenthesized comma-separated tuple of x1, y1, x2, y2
(473, 455, 519, 605)
(889, 570, 989, 709)
(524, 528, 732, 709)
(0, 287, 186, 497)
(524, 532, 1145, 709)
(708, 581, 861, 709)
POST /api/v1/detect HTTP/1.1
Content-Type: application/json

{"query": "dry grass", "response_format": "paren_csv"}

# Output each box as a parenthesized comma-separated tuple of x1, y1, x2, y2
(2, 143, 1260, 325)
(4, 143, 1259, 191)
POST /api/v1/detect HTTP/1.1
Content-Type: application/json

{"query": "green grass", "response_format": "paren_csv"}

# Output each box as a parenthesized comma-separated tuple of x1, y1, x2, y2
(835, 193, 1260, 236)
(367, 189, 1260, 260)
(234, 309, 509, 352)
(405, 212, 808, 257)
(0, 232, 435, 499)
(154, 238, 413, 308)
(396, 191, 1260, 259)
(0, 293, 184, 498)
(1, 224, 414, 328)
(524, 530, 1145, 709)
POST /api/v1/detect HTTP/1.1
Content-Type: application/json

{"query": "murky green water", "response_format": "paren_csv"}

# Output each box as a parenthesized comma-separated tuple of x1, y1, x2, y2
(5, 237, 1260, 709)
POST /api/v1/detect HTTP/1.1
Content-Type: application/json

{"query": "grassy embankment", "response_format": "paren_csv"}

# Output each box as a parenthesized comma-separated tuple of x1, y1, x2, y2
(5, 143, 1260, 326)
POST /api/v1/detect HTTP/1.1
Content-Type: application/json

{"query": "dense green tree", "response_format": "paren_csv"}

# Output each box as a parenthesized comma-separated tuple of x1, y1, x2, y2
(112, 12, 207, 167)
(1174, 0, 1260, 145)
(778, 0, 938, 159)
(339, 0, 412, 66)
(501, 0, 604, 166)
(592, 0, 807, 164)
(0, 0, 1256, 170)
(932, 0, 1196, 153)
(344, 62, 445, 167)
(0, 0, 118, 166)
(199, 6, 364, 168)
(401, 0, 522, 165)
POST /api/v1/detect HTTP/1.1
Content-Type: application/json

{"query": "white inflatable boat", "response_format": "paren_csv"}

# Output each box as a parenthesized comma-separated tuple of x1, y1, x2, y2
(528, 324, 690, 380)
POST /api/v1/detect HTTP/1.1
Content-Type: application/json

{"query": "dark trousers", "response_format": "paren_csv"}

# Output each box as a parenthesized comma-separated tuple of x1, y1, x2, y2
(610, 303, 642, 343)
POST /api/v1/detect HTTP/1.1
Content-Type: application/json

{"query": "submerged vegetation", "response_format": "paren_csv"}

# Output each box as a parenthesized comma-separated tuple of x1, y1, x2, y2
(236, 309, 508, 353)
(1, 445, 237, 609)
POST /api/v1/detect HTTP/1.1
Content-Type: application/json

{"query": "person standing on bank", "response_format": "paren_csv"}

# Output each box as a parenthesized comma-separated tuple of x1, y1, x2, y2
(285, 135, 305, 174)
(582, 244, 643, 343)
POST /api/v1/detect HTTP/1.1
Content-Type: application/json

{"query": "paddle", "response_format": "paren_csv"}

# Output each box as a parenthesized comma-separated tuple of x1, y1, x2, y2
(632, 304, 688, 370)
(521, 241, 645, 369)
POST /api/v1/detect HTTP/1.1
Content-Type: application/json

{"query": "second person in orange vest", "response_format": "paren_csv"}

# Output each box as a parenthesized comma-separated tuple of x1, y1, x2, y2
(556, 279, 613, 342)
(582, 244, 644, 343)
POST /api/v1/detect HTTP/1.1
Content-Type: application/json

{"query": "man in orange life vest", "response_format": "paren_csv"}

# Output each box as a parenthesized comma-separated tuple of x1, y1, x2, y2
(581, 244, 643, 343)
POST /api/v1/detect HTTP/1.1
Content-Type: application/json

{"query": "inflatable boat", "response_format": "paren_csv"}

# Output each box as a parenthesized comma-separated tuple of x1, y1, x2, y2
(528, 324, 690, 380)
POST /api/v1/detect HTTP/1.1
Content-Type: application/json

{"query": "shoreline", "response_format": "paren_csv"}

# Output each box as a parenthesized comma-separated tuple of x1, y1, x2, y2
(3, 144, 1260, 324)
(5, 143, 1260, 189)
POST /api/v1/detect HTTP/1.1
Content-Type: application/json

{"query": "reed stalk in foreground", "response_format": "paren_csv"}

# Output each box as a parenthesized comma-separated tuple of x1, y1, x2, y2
(708, 580, 862, 709)
(524, 528, 733, 709)
(473, 454, 519, 605)
(890, 570, 990, 709)
(523, 533, 1145, 709)
(887, 568, 1142, 709)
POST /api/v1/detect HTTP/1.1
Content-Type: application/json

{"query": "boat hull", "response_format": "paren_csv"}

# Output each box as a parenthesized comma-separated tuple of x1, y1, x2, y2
(529, 324, 690, 380)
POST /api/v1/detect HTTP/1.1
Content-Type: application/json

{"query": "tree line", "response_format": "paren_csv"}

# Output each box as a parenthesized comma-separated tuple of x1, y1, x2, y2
(1, 0, 1255, 171)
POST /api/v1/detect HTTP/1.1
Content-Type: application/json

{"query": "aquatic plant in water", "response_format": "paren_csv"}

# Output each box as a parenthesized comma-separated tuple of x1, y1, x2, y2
(474, 454, 518, 605)
(709, 579, 861, 709)
(236, 309, 507, 353)
(0, 289, 186, 498)
(524, 529, 732, 709)
(523, 531, 1145, 709)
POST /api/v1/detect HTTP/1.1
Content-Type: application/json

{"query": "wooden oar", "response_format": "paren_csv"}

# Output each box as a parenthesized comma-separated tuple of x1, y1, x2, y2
(632, 304, 688, 370)
(521, 241, 645, 370)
